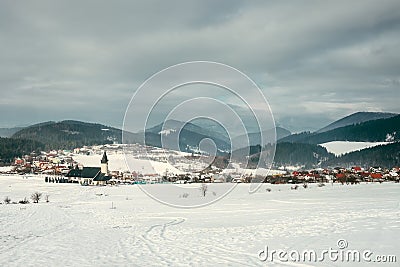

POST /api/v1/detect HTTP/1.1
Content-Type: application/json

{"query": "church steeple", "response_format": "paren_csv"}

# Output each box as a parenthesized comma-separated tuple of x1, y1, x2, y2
(101, 151, 109, 174)
(101, 151, 108, 164)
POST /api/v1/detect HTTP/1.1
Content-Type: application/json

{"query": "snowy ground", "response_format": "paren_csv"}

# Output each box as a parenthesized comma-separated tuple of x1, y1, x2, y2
(0, 166, 12, 172)
(319, 141, 389, 156)
(0, 175, 399, 266)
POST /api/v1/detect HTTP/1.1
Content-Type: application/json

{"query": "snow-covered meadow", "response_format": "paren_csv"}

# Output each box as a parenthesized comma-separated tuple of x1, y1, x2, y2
(0, 175, 399, 266)
(319, 141, 389, 156)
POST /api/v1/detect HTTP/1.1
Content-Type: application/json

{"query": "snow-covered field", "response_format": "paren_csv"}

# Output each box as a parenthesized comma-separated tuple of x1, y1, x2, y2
(0, 175, 399, 266)
(319, 141, 389, 156)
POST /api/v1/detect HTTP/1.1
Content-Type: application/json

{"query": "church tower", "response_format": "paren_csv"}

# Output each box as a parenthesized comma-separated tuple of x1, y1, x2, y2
(101, 151, 109, 174)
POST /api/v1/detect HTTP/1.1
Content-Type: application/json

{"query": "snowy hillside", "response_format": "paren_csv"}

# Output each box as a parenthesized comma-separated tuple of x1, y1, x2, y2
(320, 141, 389, 156)
(73, 153, 185, 175)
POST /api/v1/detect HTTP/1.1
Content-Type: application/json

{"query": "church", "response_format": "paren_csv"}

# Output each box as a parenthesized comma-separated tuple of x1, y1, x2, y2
(66, 151, 111, 186)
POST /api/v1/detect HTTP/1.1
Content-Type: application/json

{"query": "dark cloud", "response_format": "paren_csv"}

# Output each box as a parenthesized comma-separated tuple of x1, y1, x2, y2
(0, 0, 399, 131)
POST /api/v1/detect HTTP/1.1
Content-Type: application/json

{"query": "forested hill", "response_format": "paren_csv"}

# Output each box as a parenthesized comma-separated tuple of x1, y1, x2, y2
(233, 141, 400, 169)
(279, 115, 400, 144)
(317, 111, 398, 133)
(272, 142, 333, 168)
(323, 142, 400, 169)
(11, 120, 123, 150)
(232, 142, 334, 169)
(0, 137, 45, 164)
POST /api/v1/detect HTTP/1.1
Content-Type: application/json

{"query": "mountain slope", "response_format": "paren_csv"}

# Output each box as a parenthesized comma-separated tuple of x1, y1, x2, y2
(317, 112, 398, 133)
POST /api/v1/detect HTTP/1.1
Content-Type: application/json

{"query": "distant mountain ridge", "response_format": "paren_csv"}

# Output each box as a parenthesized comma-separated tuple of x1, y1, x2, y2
(0, 127, 25, 138)
(232, 127, 291, 149)
(317, 112, 398, 133)
(146, 119, 229, 143)
(145, 119, 230, 154)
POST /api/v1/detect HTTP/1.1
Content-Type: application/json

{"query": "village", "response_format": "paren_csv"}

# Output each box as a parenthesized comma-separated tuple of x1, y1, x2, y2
(1, 144, 399, 186)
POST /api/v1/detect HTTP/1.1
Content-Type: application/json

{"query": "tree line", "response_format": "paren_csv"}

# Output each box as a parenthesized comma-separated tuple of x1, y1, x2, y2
(0, 137, 44, 164)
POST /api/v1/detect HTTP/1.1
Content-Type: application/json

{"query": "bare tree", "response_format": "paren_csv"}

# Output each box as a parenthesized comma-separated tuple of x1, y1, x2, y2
(31, 192, 42, 203)
(4, 196, 11, 204)
(200, 183, 208, 197)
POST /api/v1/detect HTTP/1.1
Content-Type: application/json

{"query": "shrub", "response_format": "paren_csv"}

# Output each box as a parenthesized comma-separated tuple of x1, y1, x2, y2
(19, 197, 29, 204)
(31, 192, 42, 203)
(4, 196, 11, 204)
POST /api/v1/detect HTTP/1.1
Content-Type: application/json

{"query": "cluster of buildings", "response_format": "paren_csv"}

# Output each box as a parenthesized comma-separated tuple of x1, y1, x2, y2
(8, 150, 74, 175)
(2, 144, 399, 186)
(266, 166, 400, 184)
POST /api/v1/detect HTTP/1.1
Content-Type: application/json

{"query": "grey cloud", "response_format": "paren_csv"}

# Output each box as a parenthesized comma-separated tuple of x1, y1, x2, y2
(0, 0, 399, 131)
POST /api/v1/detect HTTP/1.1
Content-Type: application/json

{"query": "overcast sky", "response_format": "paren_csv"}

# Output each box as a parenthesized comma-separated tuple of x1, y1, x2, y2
(1, 0, 399, 132)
